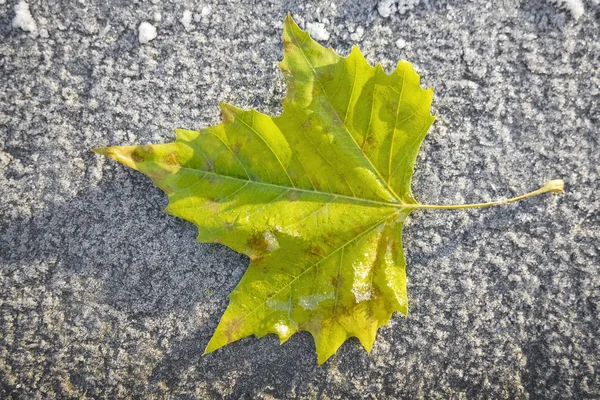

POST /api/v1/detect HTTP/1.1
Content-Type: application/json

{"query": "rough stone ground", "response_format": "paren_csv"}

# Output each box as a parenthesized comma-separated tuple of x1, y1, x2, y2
(1, 0, 598, 398)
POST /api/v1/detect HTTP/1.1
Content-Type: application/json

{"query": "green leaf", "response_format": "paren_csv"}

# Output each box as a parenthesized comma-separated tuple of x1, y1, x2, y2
(93, 15, 562, 364)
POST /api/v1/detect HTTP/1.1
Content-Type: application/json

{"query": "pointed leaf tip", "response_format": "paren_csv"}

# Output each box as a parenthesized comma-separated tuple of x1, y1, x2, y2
(203, 340, 217, 356)
(284, 12, 295, 26)
(282, 13, 305, 40)
(90, 145, 150, 172)
(91, 146, 110, 156)
(92, 146, 134, 166)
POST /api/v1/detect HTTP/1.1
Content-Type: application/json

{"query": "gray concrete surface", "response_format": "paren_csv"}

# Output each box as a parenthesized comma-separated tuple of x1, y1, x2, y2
(1, 0, 599, 398)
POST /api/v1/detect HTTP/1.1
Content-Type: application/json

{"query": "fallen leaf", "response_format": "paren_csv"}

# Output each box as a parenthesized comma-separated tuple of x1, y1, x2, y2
(94, 15, 563, 364)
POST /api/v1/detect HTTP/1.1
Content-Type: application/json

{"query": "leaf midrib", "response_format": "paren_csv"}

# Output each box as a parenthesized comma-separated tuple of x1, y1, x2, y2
(159, 162, 408, 210)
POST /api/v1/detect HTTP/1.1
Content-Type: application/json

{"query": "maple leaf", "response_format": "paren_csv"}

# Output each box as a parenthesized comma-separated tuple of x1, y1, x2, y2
(93, 15, 563, 364)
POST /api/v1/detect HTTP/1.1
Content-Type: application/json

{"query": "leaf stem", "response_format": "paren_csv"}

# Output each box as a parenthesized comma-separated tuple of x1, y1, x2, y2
(412, 179, 564, 210)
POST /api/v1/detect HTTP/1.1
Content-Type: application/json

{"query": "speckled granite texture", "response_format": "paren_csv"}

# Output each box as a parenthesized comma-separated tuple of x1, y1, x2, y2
(1, 0, 598, 398)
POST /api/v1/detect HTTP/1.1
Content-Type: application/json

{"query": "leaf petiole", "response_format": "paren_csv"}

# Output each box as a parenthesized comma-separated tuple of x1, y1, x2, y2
(412, 179, 564, 210)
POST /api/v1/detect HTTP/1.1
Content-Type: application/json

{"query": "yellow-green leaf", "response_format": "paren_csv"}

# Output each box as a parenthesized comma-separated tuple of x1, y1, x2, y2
(93, 15, 561, 364)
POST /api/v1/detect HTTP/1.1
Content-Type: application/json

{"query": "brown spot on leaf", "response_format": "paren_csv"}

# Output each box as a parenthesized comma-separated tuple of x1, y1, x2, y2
(205, 200, 220, 214)
(162, 152, 180, 166)
(371, 286, 382, 299)
(287, 190, 301, 202)
(353, 225, 368, 236)
(363, 136, 378, 153)
(304, 244, 323, 258)
(247, 232, 269, 256)
(250, 255, 265, 264)
(221, 104, 236, 124)
(322, 233, 337, 247)
(224, 318, 243, 342)
(283, 39, 294, 54)
(224, 219, 236, 232)
(332, 275, 344, 288)
(231, 142, 243, 155)
(130, 148, 145, 164)
(279, 63, 291, 74)
(387, 101, 397, 114)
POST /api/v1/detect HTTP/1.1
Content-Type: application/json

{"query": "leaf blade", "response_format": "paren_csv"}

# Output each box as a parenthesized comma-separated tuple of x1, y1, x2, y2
(95, 14, 435, 364)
